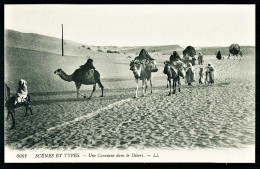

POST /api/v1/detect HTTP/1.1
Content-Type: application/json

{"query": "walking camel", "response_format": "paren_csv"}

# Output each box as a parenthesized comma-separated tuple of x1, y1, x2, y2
(130, 60, 153, 98)
(54, 68, 104, 99)
(4, 84, 33, 129)
(228, 43, 243, 60)
(163, 61, 181, 96)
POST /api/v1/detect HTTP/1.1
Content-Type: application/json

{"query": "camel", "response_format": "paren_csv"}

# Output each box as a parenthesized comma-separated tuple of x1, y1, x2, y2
(54, 68, 104, 99)
(164, 61, 181, 96)
(4, 84, 33, 129)
(228, 44, 243, 60)
(130, 60, 153, 98)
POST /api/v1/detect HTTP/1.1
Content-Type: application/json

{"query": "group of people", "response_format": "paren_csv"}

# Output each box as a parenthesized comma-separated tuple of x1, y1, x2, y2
(167, 51, 215, 85)
(130, 49, 215, 85)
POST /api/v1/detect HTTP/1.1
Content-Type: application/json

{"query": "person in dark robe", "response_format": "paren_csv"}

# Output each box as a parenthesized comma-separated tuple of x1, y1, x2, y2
(80, 58, 95, 72)
(205, 63, 215, 84)
(198, 52, 204, 65)
(133, 49, 158, 72)
(169, 51, 185, 78)
(170, 51, 181, 62)
(216, 51, 222, 60)
(134, 49, 154, 61)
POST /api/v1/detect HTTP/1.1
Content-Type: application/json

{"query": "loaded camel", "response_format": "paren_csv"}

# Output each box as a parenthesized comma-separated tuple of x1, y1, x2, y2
(130, 60, 154, 98)
(4, 83, 33, 129)
(130, 49, 158, 98)
(228, 43, 243, 60)
(163, 61, 181, 95)
(54, 67, 104, 99)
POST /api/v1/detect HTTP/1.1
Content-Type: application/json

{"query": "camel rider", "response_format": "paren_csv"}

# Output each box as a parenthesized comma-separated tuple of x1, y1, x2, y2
(80, 58, 95, 73)
(169, 51, 185, 78)
(14, 79, 28, 106)
(198, 52, 204, 65)
(134, 49, 154, 61)
(170, 51, 181, 62)
(186, 63, 195, 82)
(133, 49, 158, 72)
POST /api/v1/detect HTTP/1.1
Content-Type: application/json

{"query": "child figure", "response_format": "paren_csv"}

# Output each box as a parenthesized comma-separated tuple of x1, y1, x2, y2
(14, 79, 28, 106)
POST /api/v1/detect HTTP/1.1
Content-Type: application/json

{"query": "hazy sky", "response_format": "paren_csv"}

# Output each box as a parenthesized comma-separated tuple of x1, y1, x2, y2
(5, 5, 255, 47)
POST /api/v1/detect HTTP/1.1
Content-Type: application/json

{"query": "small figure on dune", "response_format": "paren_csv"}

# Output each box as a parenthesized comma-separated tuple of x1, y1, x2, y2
(216, 51, 222, 60)
(14, 79, 28, 106)
(130, 49, 157, 98)
(185, 63, 195, 85)
(205, 63, 215, 85)
(54, 58, 104, 99)
(198, 52, 204, 65)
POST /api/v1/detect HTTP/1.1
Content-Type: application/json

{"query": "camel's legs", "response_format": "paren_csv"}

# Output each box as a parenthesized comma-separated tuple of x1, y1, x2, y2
(75, 83, 83, 98)
(6, 110, 10, 120)
(134, 78, 138, 98)
(178, 76, 181, 92)
(25, 103, 33, 116)
(145, 79, 148, 93)
(173, 80, 176, 94)
(25, 104, 28, 116)
(142, 79, 145, 97)
(144, 78, 148, 94)
(88, 84, 96, 99)
(29, 105, 33, 115)
(150, 79, 153, 94)
(9, 109, 15, 129)
(97, 81, 104, 97)
(168, 79, 172, 96)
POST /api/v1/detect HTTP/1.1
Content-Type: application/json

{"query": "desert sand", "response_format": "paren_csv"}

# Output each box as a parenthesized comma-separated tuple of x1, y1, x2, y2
(5, 53, 255, 150)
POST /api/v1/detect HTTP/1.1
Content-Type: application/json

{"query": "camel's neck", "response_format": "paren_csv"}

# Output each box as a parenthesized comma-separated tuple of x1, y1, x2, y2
(136, 64, 150, 72)
(58, 71, 73, 82)
(134, 64, 152, 79)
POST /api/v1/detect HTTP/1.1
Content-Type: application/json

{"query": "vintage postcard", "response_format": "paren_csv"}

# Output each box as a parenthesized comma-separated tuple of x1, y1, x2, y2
(4, 4, 255, 163)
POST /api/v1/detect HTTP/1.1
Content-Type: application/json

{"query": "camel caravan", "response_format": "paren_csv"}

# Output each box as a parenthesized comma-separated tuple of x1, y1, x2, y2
(5, 44, 243, 129)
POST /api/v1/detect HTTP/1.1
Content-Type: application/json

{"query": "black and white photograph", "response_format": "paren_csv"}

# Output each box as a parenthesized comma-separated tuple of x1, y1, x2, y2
(4, 4, 255, 163)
